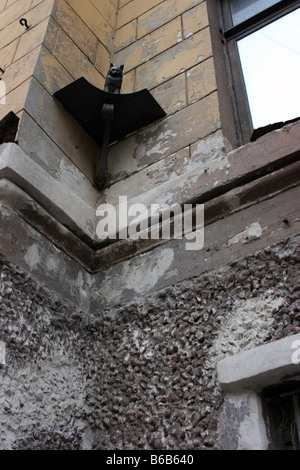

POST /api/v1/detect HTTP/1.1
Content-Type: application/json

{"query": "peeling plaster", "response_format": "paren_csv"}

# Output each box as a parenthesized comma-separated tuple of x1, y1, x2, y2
(100, 248, 175, 304)
(177, 30, 183, 42)
(219, 391, 269, 450)
(45, 255, 59, 275)
(210, 295, 285, 367)
(124, 248, 175, 294)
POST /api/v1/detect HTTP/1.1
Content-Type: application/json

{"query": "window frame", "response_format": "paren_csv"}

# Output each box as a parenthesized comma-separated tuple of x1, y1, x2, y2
(220, 0, 300, 144)
(217, 333, 300, 450)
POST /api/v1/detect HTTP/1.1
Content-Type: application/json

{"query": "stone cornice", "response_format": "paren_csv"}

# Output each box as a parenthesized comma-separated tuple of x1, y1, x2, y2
(0, 120, 299, 272)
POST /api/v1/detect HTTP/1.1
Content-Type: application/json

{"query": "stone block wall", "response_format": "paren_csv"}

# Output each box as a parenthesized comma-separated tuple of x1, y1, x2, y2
(0, 0, 118, 185)
(0, 0, 235, 235)
(0, 0, 121, 246)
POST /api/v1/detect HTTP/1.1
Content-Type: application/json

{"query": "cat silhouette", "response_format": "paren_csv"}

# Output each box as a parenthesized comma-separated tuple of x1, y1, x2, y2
(104, 63, 124, 94)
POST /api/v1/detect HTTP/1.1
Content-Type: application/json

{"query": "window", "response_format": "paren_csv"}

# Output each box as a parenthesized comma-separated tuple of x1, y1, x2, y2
(221, 0, 300, 143)
(263, 382, 300, 450)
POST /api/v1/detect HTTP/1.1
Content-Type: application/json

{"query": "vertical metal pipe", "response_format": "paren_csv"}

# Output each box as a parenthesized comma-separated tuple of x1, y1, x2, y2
(96, 104, 114, 189)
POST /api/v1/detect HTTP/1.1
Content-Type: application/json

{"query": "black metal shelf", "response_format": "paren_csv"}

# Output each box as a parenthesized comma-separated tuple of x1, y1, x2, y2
(54, 77, 166, 188)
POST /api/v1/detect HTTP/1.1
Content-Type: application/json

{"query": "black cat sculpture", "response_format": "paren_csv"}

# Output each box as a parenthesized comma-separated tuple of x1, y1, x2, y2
(104, 63, 124, 94)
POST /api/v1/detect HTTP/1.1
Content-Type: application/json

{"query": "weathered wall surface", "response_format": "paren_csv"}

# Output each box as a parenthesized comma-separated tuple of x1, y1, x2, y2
(100, 0, 235, 208)
(0, 257, 95, 450)
(0, 0, 235, 245)
(89, 237, 299, 450)
(1, 232, 299, 449)
(0, 0, 54, 122)
(0, 0, 117, 245)
(1, 154, 299, 448)
(93, 183, 300, 309)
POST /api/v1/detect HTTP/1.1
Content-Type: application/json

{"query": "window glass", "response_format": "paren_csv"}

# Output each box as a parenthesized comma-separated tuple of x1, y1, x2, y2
(230, 0, 282, 26)
(237, 7, 300, 129)
(265, 391, 300, 450)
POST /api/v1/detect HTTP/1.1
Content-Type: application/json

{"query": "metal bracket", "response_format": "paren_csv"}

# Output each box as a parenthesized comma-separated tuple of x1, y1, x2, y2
(95, 103, 114, 189)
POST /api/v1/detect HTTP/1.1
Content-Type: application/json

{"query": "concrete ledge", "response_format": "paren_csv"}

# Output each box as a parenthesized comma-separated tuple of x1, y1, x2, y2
(94, 161, 300, 270)
(0, 143, 97, 242)
(217, 333, 300, 392)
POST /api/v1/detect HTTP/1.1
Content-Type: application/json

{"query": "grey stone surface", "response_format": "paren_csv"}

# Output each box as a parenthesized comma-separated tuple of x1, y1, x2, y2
(0, 143, 98, 241)
(217, 333, 300, 392)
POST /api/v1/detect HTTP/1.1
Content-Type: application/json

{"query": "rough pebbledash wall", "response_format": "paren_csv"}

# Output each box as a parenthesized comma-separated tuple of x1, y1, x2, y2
(1, 236, 299, 449)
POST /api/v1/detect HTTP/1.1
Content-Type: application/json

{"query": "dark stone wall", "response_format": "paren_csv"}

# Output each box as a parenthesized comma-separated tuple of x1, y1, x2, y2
(0, 235, 299, 449)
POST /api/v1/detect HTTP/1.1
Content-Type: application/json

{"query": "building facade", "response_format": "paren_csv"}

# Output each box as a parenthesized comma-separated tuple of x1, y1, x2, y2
(0, 0, 299, 450)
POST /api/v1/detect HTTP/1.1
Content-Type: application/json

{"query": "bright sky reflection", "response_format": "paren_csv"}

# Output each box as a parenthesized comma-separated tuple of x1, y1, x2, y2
(237, 7, 300, 129)
(230, 0, 281, 26)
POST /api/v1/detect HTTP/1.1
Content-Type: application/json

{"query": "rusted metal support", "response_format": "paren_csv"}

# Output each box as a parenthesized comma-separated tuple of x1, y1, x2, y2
(96, 104, 114, 189)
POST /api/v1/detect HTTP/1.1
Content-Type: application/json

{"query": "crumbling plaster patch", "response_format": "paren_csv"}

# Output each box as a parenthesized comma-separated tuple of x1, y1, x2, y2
(237, 391, 269, 450)
(210, 295, 285, 366)
(219, 391, 269, 450)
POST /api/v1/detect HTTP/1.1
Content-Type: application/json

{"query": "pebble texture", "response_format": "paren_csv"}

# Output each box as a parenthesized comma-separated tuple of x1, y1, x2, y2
(0, 236, 299, 449)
